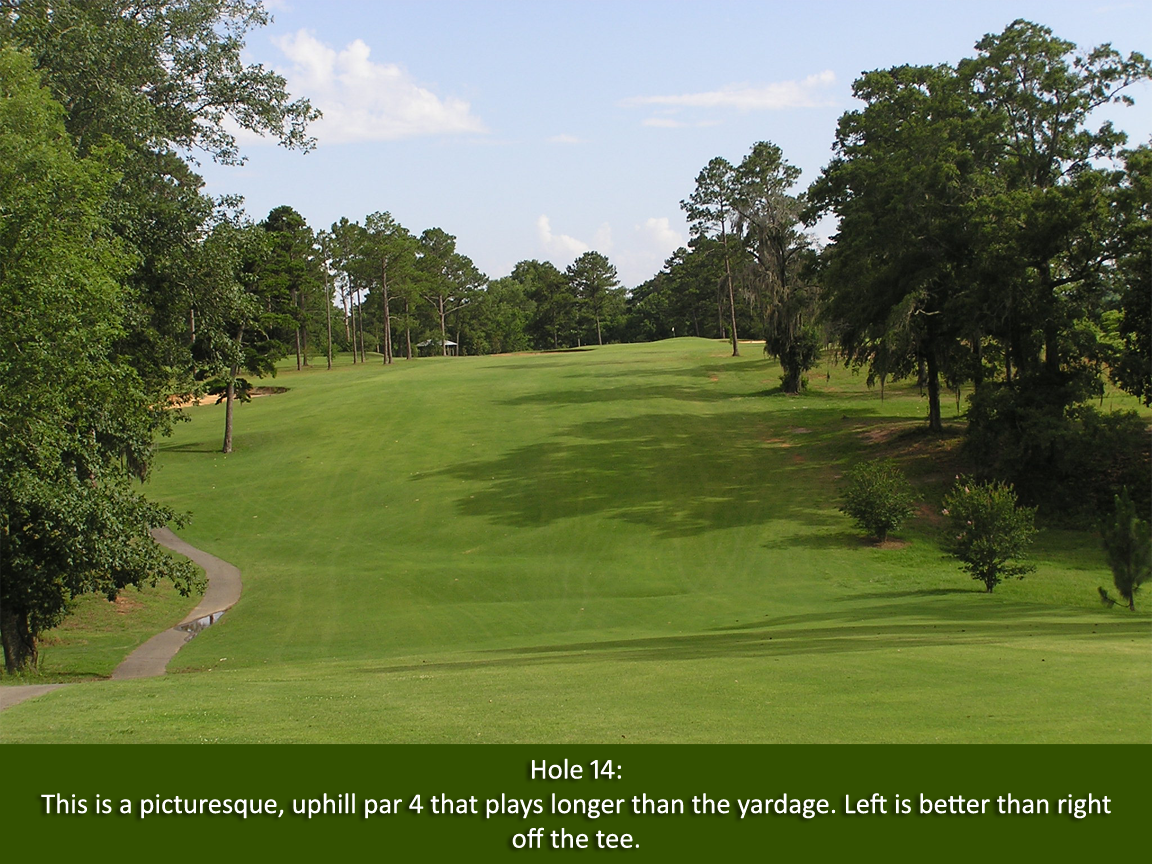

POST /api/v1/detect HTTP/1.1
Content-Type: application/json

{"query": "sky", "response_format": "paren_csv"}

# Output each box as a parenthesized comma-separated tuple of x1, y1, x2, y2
(198, 0, 1152, 287)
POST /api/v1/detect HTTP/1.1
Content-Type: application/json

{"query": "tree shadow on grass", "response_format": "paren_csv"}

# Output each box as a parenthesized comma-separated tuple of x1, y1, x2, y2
(761, 530, 865, 551)
(157, 441, 219, 454)
(427, 407, 906, 538)
(501, 382, 741, 406)
(364, 602, 1143, 675)
(845, 588, 977, 601)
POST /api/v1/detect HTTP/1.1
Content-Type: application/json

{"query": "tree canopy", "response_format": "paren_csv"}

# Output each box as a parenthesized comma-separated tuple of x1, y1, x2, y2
(0, 47, 200, 671)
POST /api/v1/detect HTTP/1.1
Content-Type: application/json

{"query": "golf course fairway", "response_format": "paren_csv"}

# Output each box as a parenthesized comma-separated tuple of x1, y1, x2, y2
(2, 339, 1148, 742)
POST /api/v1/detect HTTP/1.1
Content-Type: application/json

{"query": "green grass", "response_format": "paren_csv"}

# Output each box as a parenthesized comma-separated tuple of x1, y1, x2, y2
(2, 339, 1148, 742)
(0, 577, 199, 684)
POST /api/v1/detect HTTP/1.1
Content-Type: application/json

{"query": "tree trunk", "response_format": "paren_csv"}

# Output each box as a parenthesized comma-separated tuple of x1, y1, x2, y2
(1040, 265, 1059, 377)
(222, 366, 237, 454)
(1, 605, 37, 673)
(925, 349, 943, 432)
(381, 258, 393, 365)
(721, 226, 739, 357)
(189, 306, 197, 378)
(405, 298, 413, 360)
(971, 336, 983, 391)
(439, 296, 448, 356)
(357, 295, 366, 363)
(716, 286, 725, 339)
(595, 313, 602, 346)
(292, 288, 302, 371)
(325, 272, 333, 371)
(341, 285, 352, 347)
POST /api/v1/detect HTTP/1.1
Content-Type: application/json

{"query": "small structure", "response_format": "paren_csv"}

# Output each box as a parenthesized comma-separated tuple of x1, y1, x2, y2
(416, 338, 458, 356)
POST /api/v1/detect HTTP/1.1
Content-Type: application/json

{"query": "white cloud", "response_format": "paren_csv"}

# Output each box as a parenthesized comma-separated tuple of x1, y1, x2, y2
(593, 223, 613, 252)
(642, 117, 687, 128)
(614, 217, 685, 286)
(547, 133, 585, 144)
(624, 70, 837, 113)
(270, 30, 487, 144)
(638, 217, 682, 251)
(537, 215, 590, 259)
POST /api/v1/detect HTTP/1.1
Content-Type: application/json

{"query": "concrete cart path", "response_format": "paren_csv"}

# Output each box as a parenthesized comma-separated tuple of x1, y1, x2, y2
(0, 528, 242, 710)
(0, 683, 68, 711)
(111, 527, 242, 679)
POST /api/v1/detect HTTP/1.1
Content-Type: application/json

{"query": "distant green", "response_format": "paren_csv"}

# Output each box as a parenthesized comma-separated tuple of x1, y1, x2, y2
(3, 339, 1148, 743)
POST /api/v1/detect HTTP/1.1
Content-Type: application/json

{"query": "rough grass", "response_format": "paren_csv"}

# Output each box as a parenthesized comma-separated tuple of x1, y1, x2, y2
(0, 576, 199, 684)
(3, 339, 1148, 742)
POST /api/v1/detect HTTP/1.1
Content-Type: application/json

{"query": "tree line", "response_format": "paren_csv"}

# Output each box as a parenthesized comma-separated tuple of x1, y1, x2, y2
(1, 4, 1148, 671)
(643, 20, 1149, 522)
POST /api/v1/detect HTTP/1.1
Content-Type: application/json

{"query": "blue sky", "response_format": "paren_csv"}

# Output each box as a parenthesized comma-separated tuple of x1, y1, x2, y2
(200, 0, 1152, 286)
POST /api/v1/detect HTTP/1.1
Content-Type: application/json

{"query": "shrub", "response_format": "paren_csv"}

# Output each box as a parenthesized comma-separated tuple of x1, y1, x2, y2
(943, 479, 1036, 592)
(964, 382, 1150, 520)
(1098, 489, 1151, 611)
(839, 459, 917, 543)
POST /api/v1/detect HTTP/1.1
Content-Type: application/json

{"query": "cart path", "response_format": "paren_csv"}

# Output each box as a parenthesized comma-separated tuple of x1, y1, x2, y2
(0, 528, 241, 710)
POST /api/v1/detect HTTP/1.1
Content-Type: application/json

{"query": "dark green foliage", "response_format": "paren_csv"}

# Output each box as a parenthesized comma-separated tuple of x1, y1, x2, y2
(566, 251, 621, 346)
(1108, 145, 1151, 406)
(1098, 489, 1151, 611)
(839, 460, 917, 543)
(513, 260, 578, 349)
(964, 384, 1151, 519)
(459, 277, 534, 355)
(943, 479, 1036, 593)
(0, 48, 200, 672)
(732, 142, 821, 394)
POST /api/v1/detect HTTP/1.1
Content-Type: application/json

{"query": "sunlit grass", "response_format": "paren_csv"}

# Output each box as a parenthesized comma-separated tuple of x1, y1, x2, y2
(3, 339, 1147, 742)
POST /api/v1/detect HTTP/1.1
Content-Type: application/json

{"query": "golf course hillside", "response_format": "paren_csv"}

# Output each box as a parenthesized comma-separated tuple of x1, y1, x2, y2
(3, 340, 1148, 743)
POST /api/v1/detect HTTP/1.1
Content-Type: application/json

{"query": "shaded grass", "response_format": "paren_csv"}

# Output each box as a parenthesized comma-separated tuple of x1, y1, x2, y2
(0, 577, 200, 684)
(3, 339, 1148, 742)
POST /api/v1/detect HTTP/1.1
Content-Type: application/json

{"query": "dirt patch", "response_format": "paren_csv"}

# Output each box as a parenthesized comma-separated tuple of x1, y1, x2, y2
(872, 538, 910, 550)
(859, 423, 909, 444)
(916, 500, 946, 529)
(167, 386, 288, 409)
(114, 594, 144, 614)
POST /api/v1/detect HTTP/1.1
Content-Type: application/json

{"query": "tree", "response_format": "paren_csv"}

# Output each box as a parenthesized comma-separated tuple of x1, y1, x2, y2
(0, 48, 200, 671)
(682, 156, 742, 356)
(942, 479, 1036, 592)
(257, 206, 322, 370)
(732, 142, 821, 393)
(810, 62, 989, 430)
(566, 251, 619, 346)
(325, 217, 368, 360)
(359, 212, 417, 364)
(839, 460, 918, 543)
(3, 0, 320, 397)
(1098, 489, 1151, 611)
(457, 277, 534, 355)
(959, 20, 1150, 386)
(187, 216, 290, 453)
(514, 260, 577, 349)
(1108, 145, 1152, 406)
(416, 228, 486, 355)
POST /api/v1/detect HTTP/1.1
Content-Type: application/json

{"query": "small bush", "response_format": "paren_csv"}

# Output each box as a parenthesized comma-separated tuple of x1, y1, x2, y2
(943, 479, 1036, 592)
(839, 459, 917, 543)
(1098, 489, 1151, 611)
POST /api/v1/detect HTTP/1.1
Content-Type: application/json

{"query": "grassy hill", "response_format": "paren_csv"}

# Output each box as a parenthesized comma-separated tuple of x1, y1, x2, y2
(3, 339, 1148, 742)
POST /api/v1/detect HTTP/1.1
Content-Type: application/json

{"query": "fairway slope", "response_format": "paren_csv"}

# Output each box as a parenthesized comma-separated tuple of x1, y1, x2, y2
(3, 340, 1148, 743)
